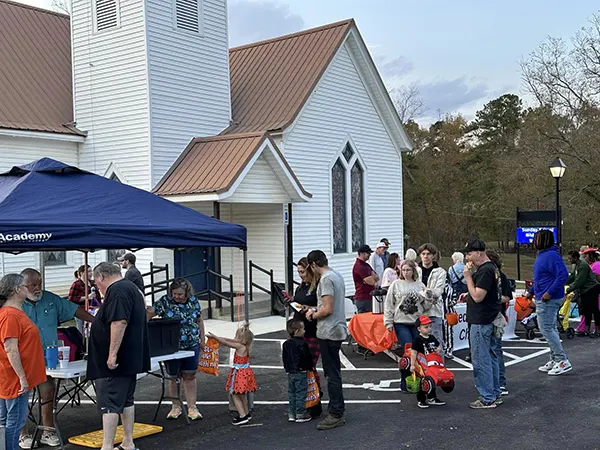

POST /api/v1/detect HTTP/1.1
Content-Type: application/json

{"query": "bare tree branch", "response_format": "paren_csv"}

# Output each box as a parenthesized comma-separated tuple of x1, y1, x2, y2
(51, 0, 70, 15)
(390, 85, 425, 123)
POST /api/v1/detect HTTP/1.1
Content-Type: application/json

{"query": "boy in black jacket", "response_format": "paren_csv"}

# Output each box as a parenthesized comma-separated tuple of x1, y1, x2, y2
(282, 319, 314, 423)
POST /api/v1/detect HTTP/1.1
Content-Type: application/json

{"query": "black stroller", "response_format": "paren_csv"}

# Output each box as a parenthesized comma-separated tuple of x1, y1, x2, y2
(520, 300, 575, 340)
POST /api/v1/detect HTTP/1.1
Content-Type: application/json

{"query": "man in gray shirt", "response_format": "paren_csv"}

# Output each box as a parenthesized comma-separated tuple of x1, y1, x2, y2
(306, 250, 347, 430)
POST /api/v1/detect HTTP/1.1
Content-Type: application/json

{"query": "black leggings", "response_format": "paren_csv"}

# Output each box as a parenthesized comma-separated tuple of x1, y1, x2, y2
(580, 285, 600, 330)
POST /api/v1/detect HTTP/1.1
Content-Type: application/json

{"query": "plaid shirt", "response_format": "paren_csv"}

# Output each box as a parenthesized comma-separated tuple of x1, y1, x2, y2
(68, 279, 101, 306)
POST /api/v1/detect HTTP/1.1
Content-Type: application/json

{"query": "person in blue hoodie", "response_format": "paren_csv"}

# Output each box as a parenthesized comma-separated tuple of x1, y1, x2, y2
(525, 229, 572, 376)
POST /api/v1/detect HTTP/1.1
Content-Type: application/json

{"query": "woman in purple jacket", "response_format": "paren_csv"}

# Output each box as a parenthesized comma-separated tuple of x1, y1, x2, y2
(526, 229, 571, 376)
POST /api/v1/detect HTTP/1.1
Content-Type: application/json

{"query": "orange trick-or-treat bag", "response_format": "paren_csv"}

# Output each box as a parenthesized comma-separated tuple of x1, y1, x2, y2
(197, 337, 220, 376)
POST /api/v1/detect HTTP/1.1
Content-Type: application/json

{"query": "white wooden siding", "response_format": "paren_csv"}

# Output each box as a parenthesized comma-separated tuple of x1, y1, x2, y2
(220, 203, 285, 291)
(0, 136, 78, 170)
(0, 137, 82, 293)
(180, 202, 284, 291)
(146, 0, 231, 186)
(227, 155, 292, 203)
(283, 43, 405, 294)
(72, 0, 151, 190)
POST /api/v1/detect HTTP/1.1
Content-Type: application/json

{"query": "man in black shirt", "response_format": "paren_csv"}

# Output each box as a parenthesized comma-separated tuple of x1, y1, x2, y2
(118, 253, 145, 293)
(90, 262, 150, 450)
(463, 240, 502, 410)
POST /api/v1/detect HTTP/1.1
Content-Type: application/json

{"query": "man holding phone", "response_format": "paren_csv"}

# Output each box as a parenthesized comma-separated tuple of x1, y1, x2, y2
(305, 250, 347, 431)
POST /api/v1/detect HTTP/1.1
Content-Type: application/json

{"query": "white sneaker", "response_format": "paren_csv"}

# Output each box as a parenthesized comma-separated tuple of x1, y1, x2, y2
(41, 431, 61, 447)
(548, 360, 572, 376)
(19, 435, 33, 449)
(538, 361, 555, 373)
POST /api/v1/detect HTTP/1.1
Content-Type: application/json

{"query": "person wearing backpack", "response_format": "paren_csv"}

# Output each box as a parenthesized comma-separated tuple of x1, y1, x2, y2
(448, 252, 468, 299)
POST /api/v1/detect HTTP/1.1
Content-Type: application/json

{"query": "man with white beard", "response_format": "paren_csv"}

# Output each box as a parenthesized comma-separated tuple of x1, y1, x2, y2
(18, 268, 94, 449)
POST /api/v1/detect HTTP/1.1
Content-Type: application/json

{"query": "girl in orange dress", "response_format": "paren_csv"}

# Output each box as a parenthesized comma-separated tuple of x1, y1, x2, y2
(208, 324, 257, 426)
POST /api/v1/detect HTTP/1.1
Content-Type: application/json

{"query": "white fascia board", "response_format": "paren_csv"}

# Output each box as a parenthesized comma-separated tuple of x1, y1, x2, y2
(0, 129, 85, 143)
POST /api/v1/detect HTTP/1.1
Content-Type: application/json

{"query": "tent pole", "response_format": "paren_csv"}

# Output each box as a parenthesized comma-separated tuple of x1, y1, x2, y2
(243, 249, 249, 324)
(83, 251, 90, 353)
(84, 252, 89, 312)
(39, 251, 46, 291)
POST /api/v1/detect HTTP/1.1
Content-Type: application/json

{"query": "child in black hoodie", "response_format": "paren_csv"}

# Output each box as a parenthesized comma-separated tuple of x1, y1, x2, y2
(282, 319, 314, 423)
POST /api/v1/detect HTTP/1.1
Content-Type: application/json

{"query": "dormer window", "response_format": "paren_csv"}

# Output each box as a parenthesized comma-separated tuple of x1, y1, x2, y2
(93, 0, 120, 33)
(174, 0, 203, 34)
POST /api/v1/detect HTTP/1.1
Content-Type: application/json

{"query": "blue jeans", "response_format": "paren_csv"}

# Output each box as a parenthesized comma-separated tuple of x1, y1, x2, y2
(394, 324, 417, 391)
(287, 372, 308, 418)
(491, 334, 506, 388)
(0, 392, 30, 450)
(470, 323, 500, 403)
(537, 298, 567, 362)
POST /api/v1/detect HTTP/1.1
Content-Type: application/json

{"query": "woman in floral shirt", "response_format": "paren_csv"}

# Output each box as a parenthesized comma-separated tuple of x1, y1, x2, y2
(147, 278, 205, 421)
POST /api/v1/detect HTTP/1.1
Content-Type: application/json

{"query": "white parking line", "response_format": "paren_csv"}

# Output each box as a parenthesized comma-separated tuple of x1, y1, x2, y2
(63, 399, 403, 406)
(450, 356, 473, 369)
(502, 352, 520, 360)
(505, 348, 550, 367)
(339, 350, 356, 369)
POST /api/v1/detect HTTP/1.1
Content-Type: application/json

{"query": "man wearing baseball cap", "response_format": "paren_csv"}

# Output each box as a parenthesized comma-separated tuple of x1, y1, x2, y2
(368, 242, 387, 287)
(118, 253, 145, 293)
(379, 238, 391, 267)
(352, 245, 379, 313)
(461, 239, 503, 409)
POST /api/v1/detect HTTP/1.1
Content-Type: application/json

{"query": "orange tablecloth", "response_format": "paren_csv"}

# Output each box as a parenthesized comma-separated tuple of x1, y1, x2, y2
(348, 313, 397, 354)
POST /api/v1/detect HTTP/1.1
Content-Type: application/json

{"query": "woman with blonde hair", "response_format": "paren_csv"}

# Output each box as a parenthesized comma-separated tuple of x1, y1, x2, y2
(384, 260, 433, 390)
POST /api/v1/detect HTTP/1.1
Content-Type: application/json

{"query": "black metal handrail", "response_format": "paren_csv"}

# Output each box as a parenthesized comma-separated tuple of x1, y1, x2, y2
(143, 263, 236, 322)
(249, 260, 273, 302)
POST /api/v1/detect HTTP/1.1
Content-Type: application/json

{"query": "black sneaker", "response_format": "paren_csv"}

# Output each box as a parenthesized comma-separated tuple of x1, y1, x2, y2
(590, 333, 598, 339)
(427, 398, 446, 406)
(577, 331, 589, 337)
(417, 400, 429, 409)
(232, 415, 250, 426)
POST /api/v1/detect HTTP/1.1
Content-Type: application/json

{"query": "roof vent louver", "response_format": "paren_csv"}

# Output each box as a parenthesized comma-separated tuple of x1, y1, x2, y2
(175, 0, 200, 33)
(95, 0, 118, 32)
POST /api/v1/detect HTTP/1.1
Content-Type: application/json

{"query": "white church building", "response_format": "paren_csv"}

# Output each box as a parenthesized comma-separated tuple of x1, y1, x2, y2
(0, 0, 411, 302)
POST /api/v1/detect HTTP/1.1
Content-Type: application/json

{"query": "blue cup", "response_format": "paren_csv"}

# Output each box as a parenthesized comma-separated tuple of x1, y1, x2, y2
(46, 346, 58, 369)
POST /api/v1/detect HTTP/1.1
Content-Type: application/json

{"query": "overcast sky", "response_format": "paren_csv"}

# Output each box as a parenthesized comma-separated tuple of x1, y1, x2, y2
(15, 0, 600, 123)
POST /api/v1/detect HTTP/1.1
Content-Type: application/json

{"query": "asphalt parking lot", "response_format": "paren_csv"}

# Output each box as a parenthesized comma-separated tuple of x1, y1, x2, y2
(48, 329, 599, 450)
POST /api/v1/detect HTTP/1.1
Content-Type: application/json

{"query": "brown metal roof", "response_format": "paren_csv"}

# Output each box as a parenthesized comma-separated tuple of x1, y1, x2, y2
(153, 132, 311, 198)
(226, 19, 354, 134)
(0, 0, 83, 136)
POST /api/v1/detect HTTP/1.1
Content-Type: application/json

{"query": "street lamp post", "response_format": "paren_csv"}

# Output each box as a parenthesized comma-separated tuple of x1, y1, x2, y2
(550, 157, 567, 252)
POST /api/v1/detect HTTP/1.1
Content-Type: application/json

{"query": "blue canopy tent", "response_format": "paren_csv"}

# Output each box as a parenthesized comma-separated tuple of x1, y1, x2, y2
(0, 158, 250, 321)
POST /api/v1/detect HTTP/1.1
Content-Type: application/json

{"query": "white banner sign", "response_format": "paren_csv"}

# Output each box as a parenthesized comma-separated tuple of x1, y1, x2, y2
(451, 300, 518, 352)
